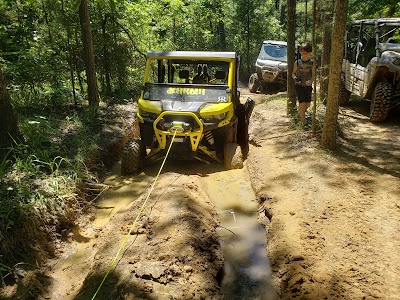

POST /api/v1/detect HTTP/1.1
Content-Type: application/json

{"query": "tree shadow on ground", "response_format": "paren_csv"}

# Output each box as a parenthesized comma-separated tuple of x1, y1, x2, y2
(342, 97, 400, 125)
(73, 272, 158, 300)
(71, 161, 224, 300)
(337, 99, 400, 179)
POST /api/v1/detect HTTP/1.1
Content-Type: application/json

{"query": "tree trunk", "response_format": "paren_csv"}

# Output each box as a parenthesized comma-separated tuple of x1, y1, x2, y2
(102, 14, 112, 96)
(74, 27, 85, 93)
(0, 67, 23, 153)
(218, 20, 226, 50)
(280, 2, 287, 25)
(286, 0, 296, 115)
(321, 0, 349, 150)
(311, 0, 317, 134)
(320, 0, 334, 101)
(41, 0, 52, 43)
(61, 0, 77, 107)
(79, 0, 99, 107)
(245, 0, 251, 77)
(387, 3, 396, 17)
(304, 0, 308, 41)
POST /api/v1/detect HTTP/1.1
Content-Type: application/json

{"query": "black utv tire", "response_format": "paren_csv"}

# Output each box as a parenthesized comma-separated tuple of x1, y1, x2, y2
(248, 73, 260, 93)
(121, 139, 145, 175)
(223, 143, 243, 170)
(338, 73, 351, 106)
(369, 82, 393, 122)
(237, 98, 255, 158)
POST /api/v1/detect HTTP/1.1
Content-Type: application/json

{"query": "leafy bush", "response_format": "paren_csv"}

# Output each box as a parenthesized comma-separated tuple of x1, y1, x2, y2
(0, 98, 109, 266)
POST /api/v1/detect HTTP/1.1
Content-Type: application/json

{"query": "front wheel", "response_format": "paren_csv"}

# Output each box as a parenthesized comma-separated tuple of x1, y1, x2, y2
(248, 73, 260, 93)
(223, 143, 243, 170)
(369, 82, 393, 122)
(121, 139, 145, 175)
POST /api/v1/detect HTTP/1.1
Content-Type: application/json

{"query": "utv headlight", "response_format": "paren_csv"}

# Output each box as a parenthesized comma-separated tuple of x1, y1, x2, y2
(139, 109, 159, 121)
(202, 113, 227, 122)
(138, 100, 162, 121)
(279, 65, 288, 71)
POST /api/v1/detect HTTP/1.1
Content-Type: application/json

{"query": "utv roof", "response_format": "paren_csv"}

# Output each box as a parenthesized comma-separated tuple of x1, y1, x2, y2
(352, 18, 400, 26)
(262, 40, 287, 46)
(147, 51, 237, 59)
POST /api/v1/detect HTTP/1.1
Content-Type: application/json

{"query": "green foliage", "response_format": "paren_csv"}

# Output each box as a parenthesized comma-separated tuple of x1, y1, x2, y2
(1, 0, 289, 96)
(349, 0, 400, 19)
(0, 98, 108, 263)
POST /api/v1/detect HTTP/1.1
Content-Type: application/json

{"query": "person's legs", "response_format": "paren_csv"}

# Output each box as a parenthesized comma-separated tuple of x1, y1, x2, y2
(301, 87, 312, 126)
(298, 101, 307, 125)
(296, 86, 312, 125)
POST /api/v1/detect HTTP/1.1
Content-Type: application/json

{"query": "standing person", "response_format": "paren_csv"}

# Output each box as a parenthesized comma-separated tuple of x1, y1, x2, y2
(292, 42, 315, 127)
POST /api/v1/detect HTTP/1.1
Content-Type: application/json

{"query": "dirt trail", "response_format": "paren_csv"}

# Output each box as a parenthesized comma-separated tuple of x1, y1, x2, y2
(3, 89, 400, 300)
(244, 90, 400, 299)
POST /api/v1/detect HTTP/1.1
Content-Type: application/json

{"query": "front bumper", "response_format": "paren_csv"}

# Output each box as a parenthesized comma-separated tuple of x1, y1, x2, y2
(260, 67, 287, 83)
(152, 111, 204, 151)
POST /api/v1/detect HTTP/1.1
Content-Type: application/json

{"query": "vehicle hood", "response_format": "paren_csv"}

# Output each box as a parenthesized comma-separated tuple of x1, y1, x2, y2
(255, 59, 287, 69)
(161, 100, 203, 113)
(380, 49, 400, 61)
(380, 43, 400, 53)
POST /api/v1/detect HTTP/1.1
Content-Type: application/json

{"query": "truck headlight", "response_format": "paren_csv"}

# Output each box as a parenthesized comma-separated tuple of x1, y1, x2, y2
(139, 109, 159, 120)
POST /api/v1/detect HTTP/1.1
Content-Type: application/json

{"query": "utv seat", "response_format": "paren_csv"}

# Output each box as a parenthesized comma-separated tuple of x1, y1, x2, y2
(213, 70, 227, 84)
(179, 70, 190, 83)
(192, 65, 204, 84)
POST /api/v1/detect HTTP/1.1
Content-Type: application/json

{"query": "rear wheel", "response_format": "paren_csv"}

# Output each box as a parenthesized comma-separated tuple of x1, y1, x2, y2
(369, 82, 392, 122)
(248, 73, 260, 93)
(338, 73, 351, 106)
(121, 139, 145, 175)
(223, 143, 243, 170)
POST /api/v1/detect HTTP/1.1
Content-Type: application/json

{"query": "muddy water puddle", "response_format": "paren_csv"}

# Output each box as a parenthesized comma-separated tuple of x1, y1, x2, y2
(202, 165, 277, 300)
(93, 163, 153, 227)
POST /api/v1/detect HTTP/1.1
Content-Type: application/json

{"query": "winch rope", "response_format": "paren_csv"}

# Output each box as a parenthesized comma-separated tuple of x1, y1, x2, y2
(91, 131, 177, 300)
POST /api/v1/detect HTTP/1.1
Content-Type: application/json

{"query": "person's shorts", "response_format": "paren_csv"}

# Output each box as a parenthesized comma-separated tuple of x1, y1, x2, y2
(295, 85, 312, 103)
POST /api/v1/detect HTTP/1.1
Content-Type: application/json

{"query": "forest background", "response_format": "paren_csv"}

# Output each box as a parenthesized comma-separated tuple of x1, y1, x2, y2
(0, 0, 399, 281)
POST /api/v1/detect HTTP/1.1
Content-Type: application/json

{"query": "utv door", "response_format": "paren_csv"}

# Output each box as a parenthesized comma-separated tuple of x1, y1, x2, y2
(343, 23, 374, 98)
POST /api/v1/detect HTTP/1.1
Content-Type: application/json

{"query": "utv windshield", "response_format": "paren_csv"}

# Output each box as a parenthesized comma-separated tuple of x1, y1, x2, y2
(258, 43, 287, 62)
(146, 58, 229, 85)
(143, 57, 231, 102)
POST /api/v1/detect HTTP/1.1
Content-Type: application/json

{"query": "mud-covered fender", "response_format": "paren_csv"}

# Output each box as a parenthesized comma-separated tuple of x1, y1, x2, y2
(236, 97, 255, 158)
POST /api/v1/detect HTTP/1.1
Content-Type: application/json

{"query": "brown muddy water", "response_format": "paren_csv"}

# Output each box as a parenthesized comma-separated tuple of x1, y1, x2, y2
(202, 165, 278, 300)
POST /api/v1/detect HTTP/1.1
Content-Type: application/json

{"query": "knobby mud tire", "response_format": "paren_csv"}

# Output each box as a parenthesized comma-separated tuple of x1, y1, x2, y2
(338, 73, 351, 106)
(223, 143, 243, 170)
(121, 139, 145, 175)
(248, 73, 260, 93)
(236, 98, 255, 159)
(369, 82, 393, 122)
